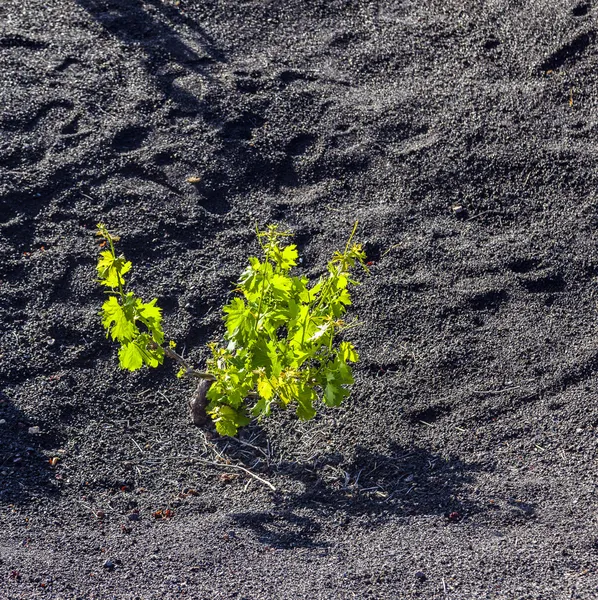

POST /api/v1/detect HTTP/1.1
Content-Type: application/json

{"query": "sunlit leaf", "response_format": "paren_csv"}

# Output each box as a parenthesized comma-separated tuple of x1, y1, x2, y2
(280, 244, 298, 270)
(340, 341, 359, 363)
(102, 296, 138, 342)
(119, 341, 144, 371)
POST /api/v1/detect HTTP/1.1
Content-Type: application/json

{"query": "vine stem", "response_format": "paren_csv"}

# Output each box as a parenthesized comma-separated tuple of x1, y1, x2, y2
(162, 346, 216, 381)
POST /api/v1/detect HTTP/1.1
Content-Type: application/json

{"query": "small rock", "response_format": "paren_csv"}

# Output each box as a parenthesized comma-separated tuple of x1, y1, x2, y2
(415, 571, 427, 582)
(103, 559, 115, 571)
(127, 512, 140, 522)
(0, 419, 6, 425)
(28, 426, 40, 435)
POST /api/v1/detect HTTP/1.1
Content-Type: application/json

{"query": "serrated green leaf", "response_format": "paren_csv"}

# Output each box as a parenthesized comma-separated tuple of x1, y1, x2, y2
(137, 298, 162, 323)
(292, 347, 313, 367)
(338, 289, 352, 306)
(257, 376, 274, 401)
(277, 376, 298, 407)
(340, 341, 359, 363)
(118, 335, 163, 371)
(214, 417, 239, 437)
(296, 385, 316, 421)
(118, 341, 144, 371)
(290, 305, 315, 347)
(323, 380, 349, 407)
(238, 257, 264, 301)
(136, 298, 164, 344)
(102, 296, 138, 342)
(280, 244, 298, 270)
(97, 251, 131, 288)
(251, 395, 270, 417)
(307, 279, 323, 301)
(209, 404, 250, 437)
(270, 273, 292, 302)
(223, 297, 253, 341)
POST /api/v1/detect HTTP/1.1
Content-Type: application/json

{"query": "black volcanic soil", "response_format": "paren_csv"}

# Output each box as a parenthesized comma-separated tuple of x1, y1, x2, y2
(2, 0, 598, 598)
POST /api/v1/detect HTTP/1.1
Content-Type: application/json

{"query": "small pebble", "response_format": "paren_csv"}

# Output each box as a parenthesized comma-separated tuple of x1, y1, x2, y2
(0, 419, 6, 425)
(103, 559, 115, 571)
(127, 512, 140, 521)
(28, 426, 40, 435)
(415, 571, 427, 582)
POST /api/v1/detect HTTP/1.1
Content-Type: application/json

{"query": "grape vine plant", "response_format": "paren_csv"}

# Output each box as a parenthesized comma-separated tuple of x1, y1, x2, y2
(96, 223, 367, 436)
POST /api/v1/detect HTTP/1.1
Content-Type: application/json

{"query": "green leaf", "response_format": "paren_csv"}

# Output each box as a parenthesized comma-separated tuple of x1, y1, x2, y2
(257, 376, 274, 401)
(118, 335, 163, 371)
(296, 384, 317, 421)
(290, 305, 315, 347)
(280, 244, 298, 270)
(137, 298, 162, 323)
(253, 375, 275, 417)
(306, 279, 323, 302)
(97, 251, 131, 288)
(118, 341, 144, 371)
(323, 380, 349, 407)
(102, 296, 138, 342)
(338, 288, 352, 306)
(136, 298, 164, 345)
(214, 416, 239, 437)
(223, 297, 253, 342)
(270, 273, 292, 302)
(238, 257, 264, 301)
(209, 404, 250, 437)
(276, 376, 298, 407)
(340, 341, 359, 363)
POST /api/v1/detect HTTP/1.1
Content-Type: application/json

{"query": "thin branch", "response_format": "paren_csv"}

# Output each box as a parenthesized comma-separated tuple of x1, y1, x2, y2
(163, 346, 215, 381)
(197, 430, 276, 490)
(192, 457, 277, 491)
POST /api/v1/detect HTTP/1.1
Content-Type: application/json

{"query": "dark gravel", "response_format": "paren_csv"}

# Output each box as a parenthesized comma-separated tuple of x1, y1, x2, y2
(2, 0, 598, 598)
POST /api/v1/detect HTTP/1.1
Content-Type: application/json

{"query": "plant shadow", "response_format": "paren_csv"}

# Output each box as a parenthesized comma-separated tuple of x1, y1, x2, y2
(218, 431, 485, 550)
(0, 389, 63, 505)
(73, 0, 224, 113)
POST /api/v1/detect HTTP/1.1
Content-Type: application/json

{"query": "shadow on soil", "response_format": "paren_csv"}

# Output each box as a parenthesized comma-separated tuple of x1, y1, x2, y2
(0, 390, 62, 504)
(74, 0, 223, 112)
(224, 438, 483, 549)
